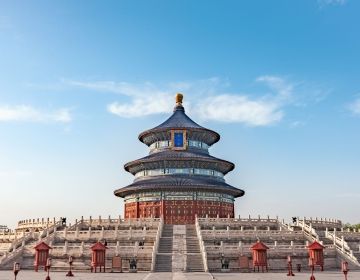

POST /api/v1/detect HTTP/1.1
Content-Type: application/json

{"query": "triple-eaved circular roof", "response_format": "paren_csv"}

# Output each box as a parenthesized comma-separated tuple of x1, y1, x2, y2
(114, 94, 244, 199)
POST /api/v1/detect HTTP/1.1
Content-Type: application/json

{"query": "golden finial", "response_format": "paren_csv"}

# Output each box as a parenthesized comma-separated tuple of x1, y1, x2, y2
(175, 93, 183, 105)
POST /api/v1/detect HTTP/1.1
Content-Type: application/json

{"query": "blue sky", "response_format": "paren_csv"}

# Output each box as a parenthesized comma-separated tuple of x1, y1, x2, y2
(1, 0, 359, 228)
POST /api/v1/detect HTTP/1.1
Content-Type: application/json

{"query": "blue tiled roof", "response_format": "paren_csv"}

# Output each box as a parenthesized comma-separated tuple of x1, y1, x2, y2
(138, 104, 220, 145)
(154, 105, 204, 129)
(124, 150, 235, 175)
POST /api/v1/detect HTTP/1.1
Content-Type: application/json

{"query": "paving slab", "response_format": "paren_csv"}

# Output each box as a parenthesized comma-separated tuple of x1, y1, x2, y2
(143, 272, 172, 280)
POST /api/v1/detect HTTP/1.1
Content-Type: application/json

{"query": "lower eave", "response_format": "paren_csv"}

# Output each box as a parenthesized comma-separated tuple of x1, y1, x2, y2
(113, 175, 245, 198)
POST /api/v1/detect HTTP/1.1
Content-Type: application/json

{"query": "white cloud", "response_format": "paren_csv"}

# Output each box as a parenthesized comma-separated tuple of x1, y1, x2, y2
(107, 94, 173, 118)
(67, 75, 315, 126)
(66, 79, 175, 118)
(197, 95, 283, 126)
(348, 98, 360, 115)
(0, 105, 72, 123)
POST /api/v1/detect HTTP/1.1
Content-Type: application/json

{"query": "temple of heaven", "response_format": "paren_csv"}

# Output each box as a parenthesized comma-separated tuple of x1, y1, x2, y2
(114, 94, 245, 224)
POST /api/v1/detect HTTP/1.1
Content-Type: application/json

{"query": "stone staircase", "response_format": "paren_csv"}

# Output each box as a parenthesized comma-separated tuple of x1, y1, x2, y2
(155, 224, 173, 272)
(186, 225, 204, 272)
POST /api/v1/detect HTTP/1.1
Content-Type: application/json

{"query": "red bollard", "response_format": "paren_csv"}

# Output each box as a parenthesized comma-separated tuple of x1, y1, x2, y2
(287, 256, 295, 276)
(66, 256, 74, 277)
(342, 261, 349, 280)
(45, 258, 51, 280)
(309, 257, 315, 280)
(13, 262, 20, 280)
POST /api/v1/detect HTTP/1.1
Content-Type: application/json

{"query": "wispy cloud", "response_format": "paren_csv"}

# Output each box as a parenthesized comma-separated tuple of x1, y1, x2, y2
(0, 170, 32, 178)
(290, 120, 306, 128)
(0, 105, 72, 123)
(348, 97, 360, 115)
(65, 79, 143, 97)
(0, 16, 13, 30)
(318, 0, 347, 7)
(66, 75, 323, 126)
(256, 75, 293, 99)
(336, 192, 360, 198)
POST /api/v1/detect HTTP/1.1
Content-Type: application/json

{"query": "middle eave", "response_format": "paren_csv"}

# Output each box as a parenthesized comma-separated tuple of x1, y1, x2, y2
(124, 150, 235, 175)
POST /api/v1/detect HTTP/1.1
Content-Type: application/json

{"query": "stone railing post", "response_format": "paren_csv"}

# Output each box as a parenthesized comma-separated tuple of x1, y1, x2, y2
(114, 226, 118, 238)
(63, 240, 68, 254)
(80, 241, 84, 255)
(101, 226, 104, 239)
(129, 227, 132, 239)
(116, 241, 120, 256)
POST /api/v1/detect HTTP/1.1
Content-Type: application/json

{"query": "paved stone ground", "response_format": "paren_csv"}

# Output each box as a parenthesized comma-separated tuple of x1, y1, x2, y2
(0, 271, 358, 280)
(213, 271, 356, 280)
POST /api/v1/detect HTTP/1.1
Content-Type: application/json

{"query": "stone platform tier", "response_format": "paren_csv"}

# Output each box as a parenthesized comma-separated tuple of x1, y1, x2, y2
(0, 216, 162, 272)
(0, 217, 64, 258)
(2, 215, 360, 272)
(195, 215, 360, 271)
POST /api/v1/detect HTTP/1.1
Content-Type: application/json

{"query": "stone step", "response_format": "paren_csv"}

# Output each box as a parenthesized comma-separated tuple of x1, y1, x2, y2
(157, 225, 174, 255)
(185, 225, 204, 272)
(155, 254, 172, 272)
(186, 254, 204, 272)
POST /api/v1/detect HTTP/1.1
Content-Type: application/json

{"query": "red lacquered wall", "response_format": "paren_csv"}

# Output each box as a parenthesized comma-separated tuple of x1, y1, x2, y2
(124, 200, 234, 224)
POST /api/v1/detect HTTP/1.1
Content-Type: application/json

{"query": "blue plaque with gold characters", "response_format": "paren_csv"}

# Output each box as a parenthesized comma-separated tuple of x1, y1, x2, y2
(174, 132, 184, 147)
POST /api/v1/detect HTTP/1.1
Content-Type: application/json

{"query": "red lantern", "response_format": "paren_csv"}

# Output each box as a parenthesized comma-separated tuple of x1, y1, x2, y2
(34, 242, 52, 272)
(251, 241, 269, 272)
(307, 241, 325, 271)
(91, 242, 108, 273)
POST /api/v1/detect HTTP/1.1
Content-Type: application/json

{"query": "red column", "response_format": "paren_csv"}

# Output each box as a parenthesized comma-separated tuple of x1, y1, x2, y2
(135, 200, 139, 219)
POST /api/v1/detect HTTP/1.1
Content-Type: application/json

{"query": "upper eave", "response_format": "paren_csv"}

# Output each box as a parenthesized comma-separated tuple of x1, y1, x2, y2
(138, 104, 220, 146)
